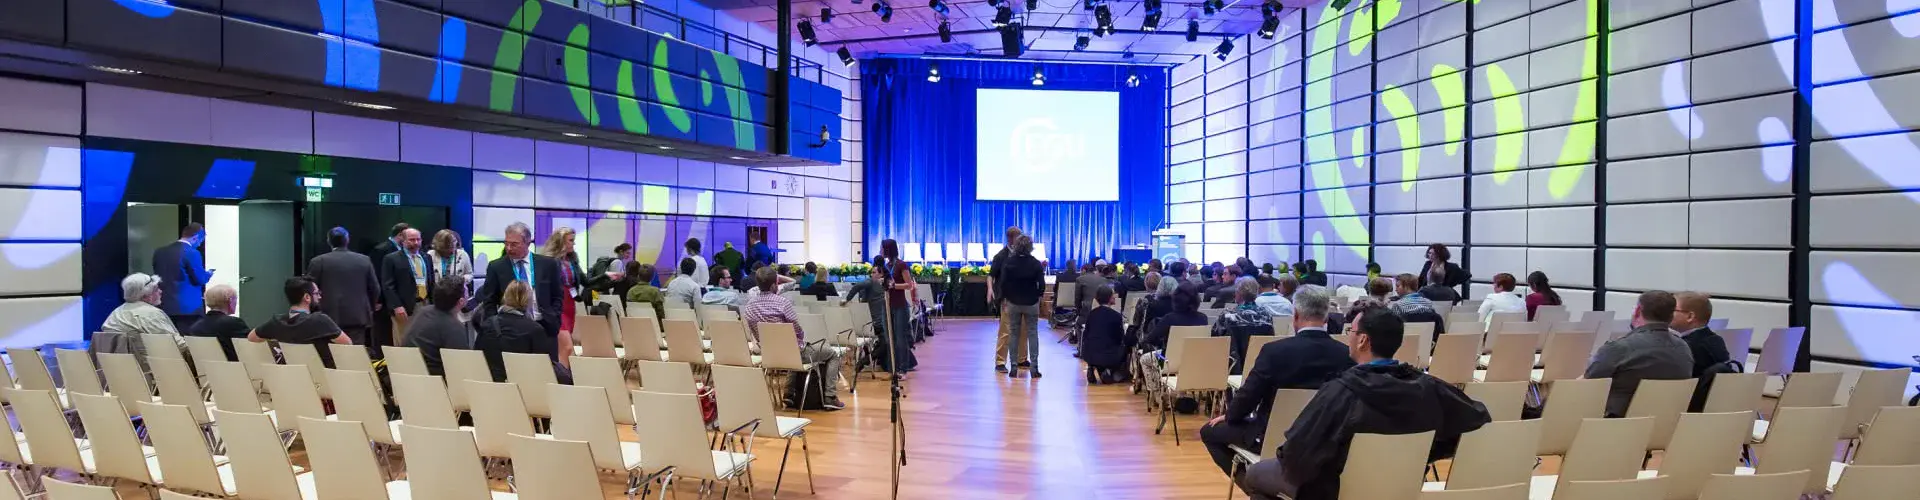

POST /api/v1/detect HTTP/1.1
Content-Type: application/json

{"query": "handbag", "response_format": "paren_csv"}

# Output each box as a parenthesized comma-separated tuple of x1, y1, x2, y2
(696, 382, 719, 425)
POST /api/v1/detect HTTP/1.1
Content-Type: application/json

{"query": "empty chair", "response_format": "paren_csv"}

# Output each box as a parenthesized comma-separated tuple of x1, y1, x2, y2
(1474, 333, 1539, 383)
(1535, 378, 1612, 456)
(711, 365, 817, 496)
(634, 360, 698, 394)
(202, 364, 265, 419)
(1624, 378, 1697, 451)
(1161, 326, 1212, 375)
(664, 308, 697, 323)
(141, 403, 242, 498)
(1756, 371, 1841, 436)
(507, 434, 613, 499)
(619, 317, 666, 362)
(6, 348, 59, 398)
(96, 352, 157, 417)
(1535, 417, 1656, 499)
(148, 356, 213, 431)
(1829, 464, 1920, 500)
(276, 343, 333, 399)
(8, 388, 92, 477)
(388, 373, 462, 431)
(1394, 329, 1431, 371)
(1850, 405, 1920, 466)
(1228, 389, 1316, 482)
(329, 343, 376, 373)
(41, 477, 119, 500)
(1636, 411, 1755, 500)
(401, 425, 516, 499)
(570, 356, 637, 425)
(1432, 419, 1542, 491)
(298, 417, 409, 499)
(1698, 372, 1768, 414)
(1416, 483, 1526, 500)
(1718, 328, 1755, 366)
(1749, 405, 1848, 496)
(1840, 368, 1910, 442)
(141, 334, 184, 359)
(1697, 471, 1809, 500)
(1158, 337, 1230, 445)
(213, 409, 316, 499)
(502, 352, 560, 419)
(631, 391, 755, 496)
(325, 368, 403, 465)
(1463, 382, 1528, 422)
(464, 380, 541, 459)
(1338, 431, 1435, 499)
(53, 348, 106, 397)
(623, 303, 659, 320)
(441, 349, 494, 412)
(231, 342, 276, 380)
(259, 364, 330, 435)
(572, 314, 621, 358)
(1753, 327, 1805, 378)
(1532, 331, 1598, 385)
(384, 346, 430, 377)
(548, 384, 643, 492)
(69, 393, 162, 488)
(1428, 334, 1481, 386)
(705, 320, 759, 368)
(1555, 477, 1668, 500)
(662, 319, 711, 370)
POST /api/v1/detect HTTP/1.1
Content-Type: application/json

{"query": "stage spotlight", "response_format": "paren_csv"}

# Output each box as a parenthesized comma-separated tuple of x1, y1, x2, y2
(927, 62, 942, 83)
(837, 47, 856, 66)
(1214, 37, 1234, 60)
(1031, 67, 1045, 86)
(1257, 13, 1278, 39)
(1025, 0, 1037, 10)
(992, 5, 1014, 27)
(928, 0, 949, 16)
(1125, 70, 1141, 87)
(1093, 4, 1114, 36)
(1202, 0, 1216, 15)
(1186, 19, 1199, 42)
(871, 1, 893, 22)
(1074, 32, 1090, 51)
(1142, 0, 1162, 30)
(1082, 0, 1097, 11)
(821, 7, 833, 24)
(798, 20, 818, 46)
(1000, 23, 1025, 57)
(938, 20, 952, 42)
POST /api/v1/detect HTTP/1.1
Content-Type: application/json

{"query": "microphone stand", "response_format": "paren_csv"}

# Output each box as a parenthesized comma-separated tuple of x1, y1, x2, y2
(880, 257, 908, 499)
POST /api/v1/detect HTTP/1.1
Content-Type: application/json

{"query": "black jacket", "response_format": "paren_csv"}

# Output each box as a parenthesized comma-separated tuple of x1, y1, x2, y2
(1680, 327, 1733, 377)
(1301, 271, 1328, 287)
(1080, 306, 1129, 368)
(1225, 328, 1352, 425)
(476, 310, 551, 383)
(1144, 310, 1208, 352)
(476, 254, 566, 339)
(997, 254, 1047, 307)
(308, 248, 381, 327)
(380, 251, 438, 315)
(1257, 363, 1491, 500)
(1417, 261, 1469, 294)
(1416, 284, 1462, 305)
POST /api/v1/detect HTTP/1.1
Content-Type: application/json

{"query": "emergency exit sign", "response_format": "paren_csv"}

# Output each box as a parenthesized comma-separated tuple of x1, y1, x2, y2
(378, 193, 402, 206)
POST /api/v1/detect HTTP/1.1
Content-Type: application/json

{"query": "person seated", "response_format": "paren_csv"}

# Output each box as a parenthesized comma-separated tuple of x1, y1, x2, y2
(609, 260, 644, 310)
(802, 268, 839, 301)
(1200, 285, 1353, 477)
(1299, 260, 1329, 286)
(624, 264, 666, 318)
(742, 266, 846, 410)
(1672, 291, 1730, 377)
(1478, 272, 1527, 321)
(1212, 280, 1277, 374)
(703, 267, 746, 308)
(97, 273, 188, 368)
(1387, 273, 1437, 317)
(1236, 305, 1492, 499)
(1079, 285, 1131, 384)
(1585, 290, 1693, 417)
(187, 284, 249, 362)
(476, 281, 569, 383)
(248, 276, 352, 369)
(1365, 277, 1392, 304)
(1141, 284, 1208, 354)
(1074, 263, 1110, 313)
(1210, 268, 1246, 309)
(1364, 262, 1382, 282)
(401, 276, 472, 376)
(797, 262, 820, 290)
(1524, 271, 1564, 320)
(1253, 275, 1294, 318)
(1414, 269, 1462, 305)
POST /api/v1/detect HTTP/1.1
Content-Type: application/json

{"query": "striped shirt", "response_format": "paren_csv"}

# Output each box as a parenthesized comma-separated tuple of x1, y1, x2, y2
(741, 291, 805, 348)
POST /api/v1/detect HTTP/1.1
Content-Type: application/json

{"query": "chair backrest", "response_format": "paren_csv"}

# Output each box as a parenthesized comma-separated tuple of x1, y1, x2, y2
(1718, 328, 1754, 363)
(70, 393, 153, 485)
(1258, 389, 1315, 458)
(570, 356, 636, 425)
(1754, 405, 1847, 494)
(758, 322, 807, 371)
(1705, 318, 1729, 330)
(5, 388, 84, 472)
(210, 409, 303, 500)
(1163, 325, 1211, 374)
(706, 320, 755, 367)
(502, 352, 558, 418)
(1829, 464, 1920, 500)
(384, 346, 430, 377)
(142, 334, 184, 359)
(1538, 331, 1598, 383)
(1774, 371, 1841, 410)
(823, 307, 856, 344)
(0, 398, 24, 465)
(330, 344, 374, 373)
(1696, 471, 1808, 500)
(1054, 282, 1077, 308)
(1753, 327, 1804, 376)
(548, 383, 629, 471)
(711, 365, 783, 439)
(1338, 431, 1434, 500)
(401, 424, 498, 500)
(204, 361, 265, 415)
(1842, 368, 1910, 440)
(232, 341, 276, 379)
(182, 336, 226, 367)
(1650, 411, 1755, 500)
(1241, 335, 1284, 375)
(1447, 312, 1481, 326)
(636, 360, 697, 395)
(619, 316, 665, 361)
(509, 433, 609, 499)
(1463, 381, 1528, 422)
(1537, 378, 1612, 456)
(1169, 337, 1231, 392)
(1625, 378, 1697, 450)
(1444, 419, 1543, 491)
(96, 352, 154, 417)
(1556, 477, 1668, 500)
(142, 402, 228, 496)
(259, 363, 329, 433)
(1400, 324, 1434, 369)
(1853, 405, 1920, 466)
(277, 342, 332, 398)
(440, 348, 493, 411)
(1428, 333, 1481, 386)
(389, 373, 460, 430)
(42, 478, 120, 500)
(624, 302, 658, 320)
(632, 390, 725, 480)
(1417, 483, 1527, 500)
(664, 308, 697, 323)
(1532, 305, 1568, 324)
(53, 348, 104, 396)
(325, 368, 397, 444)
(464, 380, 535, 458)
(5, 348, 54, 391)
(796, 313, 831, 345)
(574, 314, 618, 358)
(1699, 372, 1767, 414)
(662, 319, 707, 367)
(299, 416, 393, 500)
(1483, 312, 1524, 349)
(1482, 333, 1540, 383)
(149, 356, 210, 424)
(1555, 417, 1656, 494)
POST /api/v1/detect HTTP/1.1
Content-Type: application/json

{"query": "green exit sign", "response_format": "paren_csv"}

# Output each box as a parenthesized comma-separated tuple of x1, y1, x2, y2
(378, 193, 401, 206)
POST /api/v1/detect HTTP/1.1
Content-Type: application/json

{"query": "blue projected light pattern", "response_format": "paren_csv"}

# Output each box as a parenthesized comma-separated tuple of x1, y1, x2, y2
(193, 159, 256, 199)
(112, 0, 175, 18)
(320, 0, 382, 91)
(429, 18, 468, 103)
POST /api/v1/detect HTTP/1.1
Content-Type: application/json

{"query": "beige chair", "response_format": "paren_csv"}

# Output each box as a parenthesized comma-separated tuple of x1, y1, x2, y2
(400, 425, 516, 499)
(441, 348, 494, 412)
(95, 353, 157, 417)
(1717, 328, 1754, 364)
(1753, 327, 1805, 378)
(619, 316, 667, 363)
(1446, 321, 1482, 339)
(635, 360, 699, 394)
(204, 361, 267, 414)
(1635, 411, 1754, 500)
(1624, 378, 1696, 450)
(140, 403, 245, 498)
(1395, 329, 1431, 371)
(624, 302, 660, 320)
(324, 368, 403, 475)
(1474, 333, 1539, 383)
(276, 343, 333, 399)
(1428, 334, 1481, 386)
(1697, 471, 1809, 500)
(1338, 431, 1434, 500)
(212, 409, 316, 499)
(706, 320, 761, 367)
(259, 364, 330, 435)
(388, 373, 462, 431)
(711, 365, 816, 496)
(1536, 378, 1610, 456)
(41, 477, 118, 500)
(1227, 389, 1315, 486)
(1531, 331, 1597, 385)
(631, 391, 756, 497)
(7, 388, 94, 477)
(571, 356, 637, 425)
(383, 346, 431, 377)
(1534, 417, 1656, 499)
(1416, 483, 1526, 500)
(547, 384, 643, 493)
(6, 348, 61, 405)
(140, 334, 184, 360)
(1829, 464, 1920, 500)
(1229, 334, 1285, 389)
(1162, 326, 1212, 375)
(756, 322, 813, 409)
(1699, 372, 1768, 414)
(69, 393, 163, 488)
(1748, 405, 1847, 496)
(502, 352, 559, 420)
(1840, 368, 1909, 442)
(571, 313, 619, 358)
(1463, 382, 1528, 422)
(232, 342, 276, 382)
(508, 433, 613, 499)
(664, 308, 698, 325)
(329, 343, 375, 372)
(53, 348, 105, 398)
(148, 356, 214, 439)
(1850, 405, 1920, 468)
(1555, 477, 1667, 500)
(1429, 419, 1541, 492)
(298, 417, 409, 499)
(1754, 371, 1840, 437)
(1482, 312, 1524, 351)
(464, 380, 543, 460)
(663, 319, 712, 371)
(1531, 305, 1568, 325)
(1159, 337, 1230, 445)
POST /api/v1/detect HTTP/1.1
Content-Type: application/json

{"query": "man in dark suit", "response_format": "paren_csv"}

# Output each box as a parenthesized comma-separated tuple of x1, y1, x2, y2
(152, 222, 215, 332)
(380, 227, 436, 349)
(1672, 292, 1731, 377)
(368, 222, 409, 352)
(307, 227, 380, 347)
(476, 222, 565, 360)
(1198, 285, 1354, 476)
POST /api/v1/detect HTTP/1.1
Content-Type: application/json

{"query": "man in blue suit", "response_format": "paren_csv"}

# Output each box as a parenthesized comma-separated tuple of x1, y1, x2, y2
(153, 222, 215, 332)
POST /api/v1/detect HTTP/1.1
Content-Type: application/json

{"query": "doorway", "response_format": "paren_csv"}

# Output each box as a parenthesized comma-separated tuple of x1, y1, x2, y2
(125, 201, 295, 322)
(298, 203, 450, 263)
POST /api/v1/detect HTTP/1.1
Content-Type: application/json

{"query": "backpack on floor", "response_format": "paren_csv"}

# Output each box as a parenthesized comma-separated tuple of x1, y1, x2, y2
(782, 363, 830, 410)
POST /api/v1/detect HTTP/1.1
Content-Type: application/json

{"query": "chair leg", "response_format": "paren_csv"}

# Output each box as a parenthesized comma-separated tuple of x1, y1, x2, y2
(1225, 459, 1241, 500)
(1171, 396, 1183, 446)
(801, 432, 816, 494)
(773, 437, 793, 498)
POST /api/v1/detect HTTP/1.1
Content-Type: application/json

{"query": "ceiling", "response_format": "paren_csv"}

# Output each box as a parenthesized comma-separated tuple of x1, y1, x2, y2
(709, 0, 1326, 64)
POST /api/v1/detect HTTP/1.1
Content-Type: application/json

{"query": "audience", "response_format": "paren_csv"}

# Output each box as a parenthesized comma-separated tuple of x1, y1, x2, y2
(1298, 259, 1329, 286)
(801, 266, 839, 301)
(1254, 274, 1294, 317)
(1585, 290, 1693, 417)
(1141, 284, 1207, 354)
(665, 257, 703, 310)
(1416, 270, 1463, 304)
(684, 237, 711, 286)
(1418, 243, 1471, 295)
(1211, 279, 1277, 374)
(1080, 285, 1131, 384)
(1524, 271, 1563, 320)
(1139, 272, 1179, 337)
(1478, 272, 1527, 320)
(609, 260, 644, 309)
(1673, 291, 1731, 377)
(1201, 284, 1353, 477)
(1237, 304, 1490, 499)
(1054, 260, 1080, 296)
(624, 264, 666, 319)
(475, 280, 568, 383)
(703, 267, 745, 307)
(1210, 267, 1244, 309)
(1075, 262, 1109, 315)
(997, 235, 1049, 377)
(248, 276, 352, 369)
(99, 273, 185, 366)
(1387, 273, 1437, 317)
(741, 266, 846, 409)
(401, 276, 472, 376)
(1364, 277, 1392, 304)
(1121, 263, 1146, 292)
(186, 284, 249, 362)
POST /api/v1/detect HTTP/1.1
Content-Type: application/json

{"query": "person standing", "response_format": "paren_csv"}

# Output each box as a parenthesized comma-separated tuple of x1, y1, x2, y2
(877, 241, 920, 375)
(684, 237, 711, 287)
(748, 235, 774, 270)
(152, 222, 214, 332)
(370, 222, 410, 352)
(476, 222, 565, 363)
(379, 227, 436, 351)
(1418, 243, 1470, 296)
(308, 227, 380, 347)
(988, 226, 1021, 373)
(586, 243, 631, 283)
(996, 235, 1047, 377)
(714, 242, 744, 279)
(428, 229, 474, 294)
(542, 227, 609, 368)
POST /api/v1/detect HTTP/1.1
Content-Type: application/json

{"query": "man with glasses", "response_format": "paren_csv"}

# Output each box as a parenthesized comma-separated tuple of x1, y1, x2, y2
(1672, 291, 1731, 377)
(476, 222, 565, 361)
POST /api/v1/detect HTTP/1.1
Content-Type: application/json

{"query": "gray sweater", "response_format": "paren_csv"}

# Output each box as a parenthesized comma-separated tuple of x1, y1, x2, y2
(1585, 322, 1694, 417)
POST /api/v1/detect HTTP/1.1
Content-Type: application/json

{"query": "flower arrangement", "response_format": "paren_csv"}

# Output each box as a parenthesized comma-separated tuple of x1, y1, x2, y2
(831, 262, 873, 278)
(959, 265, 992, 277)
(912, 263, 947, 279)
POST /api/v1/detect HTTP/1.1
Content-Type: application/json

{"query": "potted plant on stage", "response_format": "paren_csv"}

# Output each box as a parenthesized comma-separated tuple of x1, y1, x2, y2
(959, 265, 991, 283)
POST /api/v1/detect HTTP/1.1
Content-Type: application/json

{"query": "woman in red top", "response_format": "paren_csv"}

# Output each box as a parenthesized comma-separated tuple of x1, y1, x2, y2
(1524, 271, 1562, 321)
(877, 240, 919, 374)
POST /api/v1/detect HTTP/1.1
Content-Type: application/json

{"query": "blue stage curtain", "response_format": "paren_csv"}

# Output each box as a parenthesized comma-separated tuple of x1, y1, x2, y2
(861, 58, 1168, 267)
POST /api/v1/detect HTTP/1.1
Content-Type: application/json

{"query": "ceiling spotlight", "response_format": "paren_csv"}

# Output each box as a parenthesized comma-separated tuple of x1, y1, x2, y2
(821, 7, 834, 24)
(1186, 19, 1199, 42)
(656, 145, 675, 150)
(1257, 13, 1279, 39)
(871, 1, 893, 22)
(1142, 0, 1162, 31)
(342, 101, 395, 111)
(927, 62, 942, 83)
(1031, 67, 1046, 86)
(938, 21, 952, 42)
(798, 20, 818, 46)
(1125, 70, 1141, 87)
(1082, 0, 1097, 11)
(1001, 23, 1025, 57)
(561, 132, 586, 138)
(1214, 37, 1234, 61)
(1025, 0, 1037, 10)
(89, 65, 142, 75)
(1074, 32, 1091, 51)
(1204, 0, 1225, 15)
(992, 6, 1014, 27)
(928, 0, 948, 17)
(837, 46, 856, 66)
(1093, 4, 1114, 36)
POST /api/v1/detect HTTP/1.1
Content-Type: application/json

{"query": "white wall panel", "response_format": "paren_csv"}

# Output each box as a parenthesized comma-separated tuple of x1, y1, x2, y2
(0, 189, 79, 241)
(313, 113, 399, 162)
(1689, 199, 1791, 247)
(209, 99, 313, 154)
(0, 133, 81, 188)
(0, 78, 81, 135)
(1606, 203, 1689, 246)
(400, 124, 473, 168)
(85, 84, 212, 145)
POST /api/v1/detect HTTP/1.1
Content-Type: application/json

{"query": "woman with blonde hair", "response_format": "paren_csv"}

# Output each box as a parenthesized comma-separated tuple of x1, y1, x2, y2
(540, 227, 584, 366)
(476, 281, 568, 383)
(429, 229, 474, 289)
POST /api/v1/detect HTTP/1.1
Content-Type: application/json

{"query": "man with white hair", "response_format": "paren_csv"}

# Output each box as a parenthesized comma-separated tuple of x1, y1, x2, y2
(186, 284, 250, 361)
(94, 273, 187, 370)
(475, 222, 565, 360)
